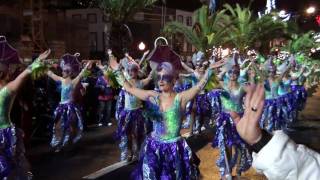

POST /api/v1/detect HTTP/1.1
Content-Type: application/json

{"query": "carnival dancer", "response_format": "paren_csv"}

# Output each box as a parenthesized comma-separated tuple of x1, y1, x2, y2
(109, 55, 224, 179)
(180, 51, 212, 134)
(106, 51, 153, 161)
(0, 36, 49, 179)
(46, 53, 92, 152)
(211, 53, 253, 179)
(289, 57, 314, 115)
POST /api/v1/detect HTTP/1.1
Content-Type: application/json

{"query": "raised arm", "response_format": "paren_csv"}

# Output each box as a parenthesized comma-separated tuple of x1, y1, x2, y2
(141, 69, 154, 87)
(181, 61, 195, 74)
(8, 49, 51, 93)
(72, 61, 92, 85)
(47, 70, 63, 82)
(123, 80, 158, 101)
(179, 60, 226, 107)
(138, 50, 150, 67)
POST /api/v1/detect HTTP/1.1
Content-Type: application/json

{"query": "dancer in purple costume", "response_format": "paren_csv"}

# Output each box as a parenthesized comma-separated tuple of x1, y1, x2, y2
(46, 54, 92, 152)
(180, 51, 211, 134)
(109, 55, 224, 179)
(0, 39, 49, 178)
(106, 51, 153, 161)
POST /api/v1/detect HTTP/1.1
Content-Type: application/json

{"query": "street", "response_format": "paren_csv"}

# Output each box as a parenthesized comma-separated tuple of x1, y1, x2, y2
(28, 86, 320, 180)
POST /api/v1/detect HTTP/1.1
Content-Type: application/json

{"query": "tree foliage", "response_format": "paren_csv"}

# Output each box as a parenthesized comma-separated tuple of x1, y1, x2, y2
(98, 0, 157, 23)
(163, 5, 228, 52)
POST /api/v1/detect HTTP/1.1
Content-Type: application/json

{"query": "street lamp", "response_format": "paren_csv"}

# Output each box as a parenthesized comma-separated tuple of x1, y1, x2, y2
(138, 42, 146, 51)
(306, 6, 316, 14)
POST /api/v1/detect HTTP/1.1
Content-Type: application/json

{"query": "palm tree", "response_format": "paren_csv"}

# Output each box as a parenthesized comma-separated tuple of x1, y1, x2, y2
(283, 32, 317, 55)
(163, 5, 228, 55)
(221, 4, 287, 54)
(98, 0, 156, 58)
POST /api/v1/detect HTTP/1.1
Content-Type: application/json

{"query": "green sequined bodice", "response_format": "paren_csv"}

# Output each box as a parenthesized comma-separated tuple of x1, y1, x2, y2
(151, 95, 182, 141)
(0, 87, 14, 128)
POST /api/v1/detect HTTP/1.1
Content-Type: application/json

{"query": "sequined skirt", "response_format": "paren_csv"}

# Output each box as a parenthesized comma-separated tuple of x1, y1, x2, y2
(195, 93, 211, 116)
(115, 108, 145, 142)
(115, 89, 126, 121)
(131, 136, 200, 180)
(212, 112, 252, 176)
(278, 92, 296, 124)
(0, 126, 30, 179)
(291, 85, 307, 111)
(50, 102, 83, 149)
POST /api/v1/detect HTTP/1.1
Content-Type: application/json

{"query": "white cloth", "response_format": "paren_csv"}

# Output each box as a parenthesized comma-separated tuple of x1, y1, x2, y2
(252, 130, 320, 180)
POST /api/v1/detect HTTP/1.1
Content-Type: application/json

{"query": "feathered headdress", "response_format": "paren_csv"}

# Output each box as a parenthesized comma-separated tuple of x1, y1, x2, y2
(192, 51, 205, 67)
(60, 53, 81, 74)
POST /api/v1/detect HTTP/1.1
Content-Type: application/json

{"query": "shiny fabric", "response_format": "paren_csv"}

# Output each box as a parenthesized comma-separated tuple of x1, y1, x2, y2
(0, 126, 30, 179)
(208, 88, 252, 176)
(259, 97, 284, 132)
(132, 137, 199, 180)
(291, 85, 307, 111)
(0, 87, 13, 128)
(147, 95, 181, 140)
(124, 81, 143, 110)
(115, 109, 145, 147)
(61, 84, 73, 103)
(50, 102, 83, 149)
(115, 89, 126, 121)
(278, 92, 296, 125)
(212, 112, 252, 176)
(133, 94, 199, 179)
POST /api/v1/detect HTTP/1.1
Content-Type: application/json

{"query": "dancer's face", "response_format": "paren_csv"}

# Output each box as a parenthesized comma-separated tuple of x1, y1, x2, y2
(268, 69, 276, 77)
(228, 67, 239, 81)
(128, 68, 138, 79)
(62, 67, 72, 78)
(157, 70, 174, 92)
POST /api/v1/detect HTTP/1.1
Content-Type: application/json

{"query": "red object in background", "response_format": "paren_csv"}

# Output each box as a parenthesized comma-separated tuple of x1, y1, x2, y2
(316, 15, 320, 26)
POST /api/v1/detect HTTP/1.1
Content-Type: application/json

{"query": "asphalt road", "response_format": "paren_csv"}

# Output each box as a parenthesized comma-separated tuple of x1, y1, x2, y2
(28, 86, 320, 180)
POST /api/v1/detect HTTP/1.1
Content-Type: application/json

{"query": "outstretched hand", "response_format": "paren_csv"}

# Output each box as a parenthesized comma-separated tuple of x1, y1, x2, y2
(209, 59, 227, 69)
(236, 84, 265, 145)
(84, 61, 93, 70)
(38, 49, 51, 61)
(143, 50, 150, 57)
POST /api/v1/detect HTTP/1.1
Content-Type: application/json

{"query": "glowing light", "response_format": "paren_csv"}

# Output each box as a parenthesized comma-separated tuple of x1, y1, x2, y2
(138, 42, 146, 51)
(279, 10, 286, 16)
(306, 6, 316, 14)
(316, 15, 320, 26)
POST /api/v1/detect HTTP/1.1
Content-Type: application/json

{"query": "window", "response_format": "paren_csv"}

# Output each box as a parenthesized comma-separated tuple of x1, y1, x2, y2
(89, 32, 97, 52)
(72, 14, 81, 20)
(177, 15, 183, 23)
(186, 16, 192, 26)
(87, 13, 97, 23)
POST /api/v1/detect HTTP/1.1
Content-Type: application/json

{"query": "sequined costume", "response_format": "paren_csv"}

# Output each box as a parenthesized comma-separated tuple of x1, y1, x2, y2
(190, 73, 211, 133)
(116, 81, 146, 161)
(259, 80, 282, 132)
(132, 94, 199, 180)
(291, 73, 307, 112)
(278, 79, 296, 125)
(0, 87, 31, 179)
(50, 83, 83, 150)
(210, 86, 252, 176)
